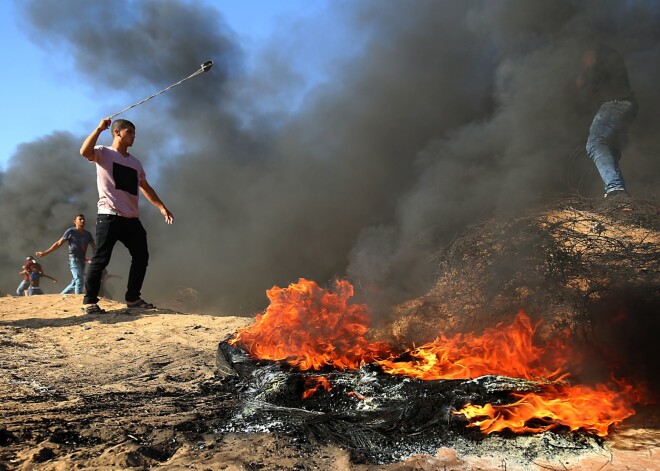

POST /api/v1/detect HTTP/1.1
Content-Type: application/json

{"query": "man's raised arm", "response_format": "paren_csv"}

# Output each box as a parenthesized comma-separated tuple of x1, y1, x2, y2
(80, 118, 111, 161)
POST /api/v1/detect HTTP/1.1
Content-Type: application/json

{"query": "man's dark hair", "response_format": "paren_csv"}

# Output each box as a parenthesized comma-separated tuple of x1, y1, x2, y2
(75, 214, 85, 220)
(111, 119, 135, 133)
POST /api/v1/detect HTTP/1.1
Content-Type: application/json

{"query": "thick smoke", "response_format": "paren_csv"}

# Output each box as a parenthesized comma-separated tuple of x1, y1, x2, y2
(1, 1, 659, 316)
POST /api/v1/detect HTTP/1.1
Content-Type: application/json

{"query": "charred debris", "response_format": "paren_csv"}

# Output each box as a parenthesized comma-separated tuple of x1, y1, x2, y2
(215, 340, 600, 465)
(211, 196, 658, 465)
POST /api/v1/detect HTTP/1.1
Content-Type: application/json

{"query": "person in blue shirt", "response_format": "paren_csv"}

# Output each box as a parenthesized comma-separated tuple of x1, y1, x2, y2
(37, 214, 96, 295)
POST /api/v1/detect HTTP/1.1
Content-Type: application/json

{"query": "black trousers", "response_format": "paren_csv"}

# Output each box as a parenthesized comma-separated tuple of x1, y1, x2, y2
(84, 214, 149, 304)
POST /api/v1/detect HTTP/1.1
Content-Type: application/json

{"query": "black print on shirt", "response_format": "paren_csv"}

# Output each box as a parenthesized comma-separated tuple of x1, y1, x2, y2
(113, 162, 139, 196)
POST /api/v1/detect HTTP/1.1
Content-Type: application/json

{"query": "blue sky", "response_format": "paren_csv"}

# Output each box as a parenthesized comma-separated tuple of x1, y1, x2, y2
(0, 0, 329, 171)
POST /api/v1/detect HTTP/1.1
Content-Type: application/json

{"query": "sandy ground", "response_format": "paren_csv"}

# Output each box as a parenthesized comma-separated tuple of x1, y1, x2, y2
(0, 295, 657, 470)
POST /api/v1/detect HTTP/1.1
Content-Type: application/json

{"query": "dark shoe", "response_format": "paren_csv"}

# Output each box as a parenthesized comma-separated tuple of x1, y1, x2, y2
(603, 189, 632, 210)
(82, 304, 105, 315)
(126, 299, 156, 309)
(604, 189, 629, 199)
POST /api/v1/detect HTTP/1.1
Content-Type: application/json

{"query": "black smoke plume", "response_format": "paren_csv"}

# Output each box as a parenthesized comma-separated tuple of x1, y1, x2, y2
(1, 0, 659, 316)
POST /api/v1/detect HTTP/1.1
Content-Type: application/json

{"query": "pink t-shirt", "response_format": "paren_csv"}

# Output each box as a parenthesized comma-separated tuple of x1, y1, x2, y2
(92, 146, 146, 218)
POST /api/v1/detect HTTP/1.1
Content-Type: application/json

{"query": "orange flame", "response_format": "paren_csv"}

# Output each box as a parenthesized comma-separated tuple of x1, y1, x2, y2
(229, 278, 390, 370)
(302, 376, 332, 399)
(454, 382, 637, 436)
(230, 278, 648, 436)
(377, 311, 570, 381)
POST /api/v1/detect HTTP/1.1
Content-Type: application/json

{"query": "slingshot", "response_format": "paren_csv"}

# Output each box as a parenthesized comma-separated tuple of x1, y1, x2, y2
(108, 60, 213, 119)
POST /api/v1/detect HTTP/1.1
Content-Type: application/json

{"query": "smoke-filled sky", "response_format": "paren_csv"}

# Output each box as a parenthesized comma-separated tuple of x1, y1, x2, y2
(1, 0, 659, 316)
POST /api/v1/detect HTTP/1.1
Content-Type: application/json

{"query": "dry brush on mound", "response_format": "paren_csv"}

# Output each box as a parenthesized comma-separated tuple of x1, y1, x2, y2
(390, 196, 659, 386)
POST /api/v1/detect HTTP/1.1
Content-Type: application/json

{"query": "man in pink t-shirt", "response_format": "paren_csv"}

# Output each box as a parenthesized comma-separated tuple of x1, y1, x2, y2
(79, 117, 173, 314)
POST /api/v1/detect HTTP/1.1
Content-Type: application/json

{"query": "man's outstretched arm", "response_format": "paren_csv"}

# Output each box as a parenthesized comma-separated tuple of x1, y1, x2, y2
(36, 238, 66, 258)
(139, 179, 174, 224)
